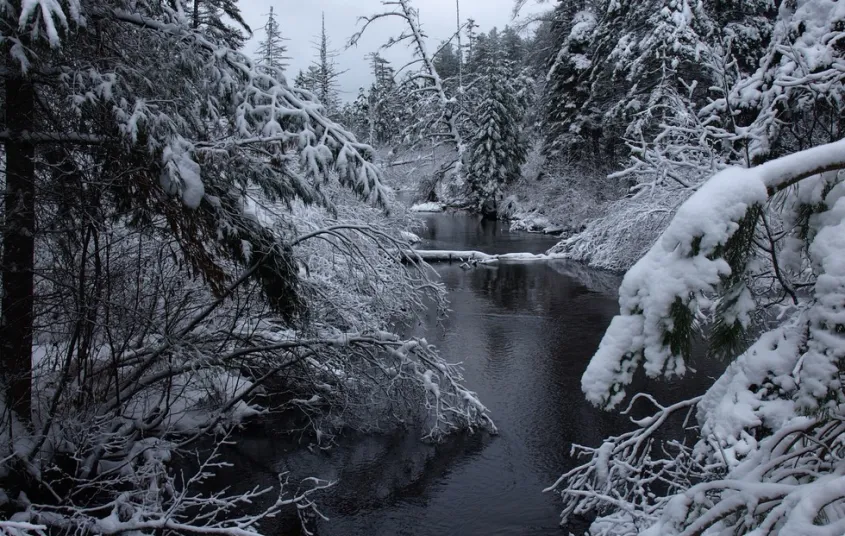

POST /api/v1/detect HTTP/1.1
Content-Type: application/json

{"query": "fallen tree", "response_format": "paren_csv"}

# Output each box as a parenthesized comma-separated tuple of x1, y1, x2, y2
(406, 249, 569, 264)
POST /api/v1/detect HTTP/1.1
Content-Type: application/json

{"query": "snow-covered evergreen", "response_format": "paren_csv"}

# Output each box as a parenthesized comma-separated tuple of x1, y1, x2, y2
(467, 45, 529, 213)
(550, 2, 845, 534)
(298, 12, 343, 117)
(255, 6, 290, 73)
(0, 1, 494, 533)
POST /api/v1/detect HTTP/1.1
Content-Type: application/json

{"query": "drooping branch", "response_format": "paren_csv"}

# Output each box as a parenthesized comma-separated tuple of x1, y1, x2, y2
(757, 137, 845, 195)
(0, 131, 106, 144)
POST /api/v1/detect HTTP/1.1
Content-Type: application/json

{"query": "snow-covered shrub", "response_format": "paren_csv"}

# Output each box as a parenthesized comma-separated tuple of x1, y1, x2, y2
(551, 2, 845, 533)
(552, 142, 845, 535)
(0, 1, 493, 534)
(548, 188, 686, 271)
(503, 149, 620, 234)
(549, 80, 727, 270)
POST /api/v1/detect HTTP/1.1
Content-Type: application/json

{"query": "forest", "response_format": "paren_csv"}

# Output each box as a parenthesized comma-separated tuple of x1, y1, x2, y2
(2, 0, 845, 535)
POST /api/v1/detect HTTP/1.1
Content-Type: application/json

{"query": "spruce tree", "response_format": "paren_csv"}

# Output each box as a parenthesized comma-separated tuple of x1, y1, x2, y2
(0, 0, 385, 421)
(191, 0, 251, 48)
(542, 1, 599, 158)
(307, 12, 344, 117)
(464, 18, 479, 70)
(255, 6, 290, 73)
(468, 46, 527, 214)
(542, 0, 714, 162)
(366, 53, 400, 144)
(501, 26, 525, 65)
(433, 42, 461, 80)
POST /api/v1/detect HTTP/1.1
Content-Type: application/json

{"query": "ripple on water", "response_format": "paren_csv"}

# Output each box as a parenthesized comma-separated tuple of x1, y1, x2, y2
(224, 212, 718, 536)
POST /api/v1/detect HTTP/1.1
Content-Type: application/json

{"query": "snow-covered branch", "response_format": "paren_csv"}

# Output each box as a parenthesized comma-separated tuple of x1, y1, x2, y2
(547, 395, 705, 534)
(407, 249, 568, 264)
(351, 0, 465, 193)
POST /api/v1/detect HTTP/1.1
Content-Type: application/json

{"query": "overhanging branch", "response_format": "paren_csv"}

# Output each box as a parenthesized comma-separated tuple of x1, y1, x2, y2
(0, 131, 106, 144)
(759, 137, 845, 195)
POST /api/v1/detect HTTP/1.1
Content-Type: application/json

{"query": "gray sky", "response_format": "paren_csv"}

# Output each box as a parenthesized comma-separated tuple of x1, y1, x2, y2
(240, 0, 543, 101)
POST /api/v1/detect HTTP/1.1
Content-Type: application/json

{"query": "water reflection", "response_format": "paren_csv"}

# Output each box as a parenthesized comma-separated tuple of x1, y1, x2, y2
(228, 214, 715, 535)
(413, 213, 559, 255)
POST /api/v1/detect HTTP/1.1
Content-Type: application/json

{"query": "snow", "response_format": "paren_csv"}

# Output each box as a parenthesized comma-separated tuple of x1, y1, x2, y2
(757, 137, 845, 193)
(582, 166, 768, 408)
(509, 212, 551, 233)
(594, 441, 613, 485)
(409, 249, 569, 264)
(400, 230, 421, 244)
(696, 325, 803, 467)
(795, 188, 845, 411)
(161, 140, 205, 209)
(19, 0, 75, 47)
(421, 370, 440, 398)
(0, 520, 48, 536)
(119, 369, 264, 435)
(410, 202, 445, 213)
(569, 10, 597, 43)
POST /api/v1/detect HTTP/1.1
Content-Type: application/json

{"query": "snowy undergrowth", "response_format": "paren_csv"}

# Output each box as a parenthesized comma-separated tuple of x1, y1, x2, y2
(214, 182, 495, 442)
(1, 179, 494, 536)
(548, 188, 689, 271)
(501, 150, 626, 237)
(552, 137, 845, 535)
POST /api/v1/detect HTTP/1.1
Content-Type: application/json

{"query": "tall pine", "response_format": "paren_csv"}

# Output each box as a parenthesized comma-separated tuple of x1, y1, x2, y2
(468, 44, 527, 214)
(305, 12, 343, 117)
(256, 6, 290, 73)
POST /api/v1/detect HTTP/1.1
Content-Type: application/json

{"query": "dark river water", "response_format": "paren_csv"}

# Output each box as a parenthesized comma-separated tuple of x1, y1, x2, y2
(221, 212, 718, 535)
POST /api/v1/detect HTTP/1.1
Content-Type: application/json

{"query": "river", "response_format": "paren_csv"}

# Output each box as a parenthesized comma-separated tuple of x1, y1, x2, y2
(222, 212, 718, 535)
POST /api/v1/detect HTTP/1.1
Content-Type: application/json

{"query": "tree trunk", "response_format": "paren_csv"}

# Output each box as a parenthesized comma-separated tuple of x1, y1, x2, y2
(193, 0, 200, 28)
(2, 74, 36, 421)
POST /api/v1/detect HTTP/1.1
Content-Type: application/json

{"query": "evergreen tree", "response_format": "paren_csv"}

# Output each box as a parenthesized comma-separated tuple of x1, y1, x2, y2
(0, 0, 385, 421)
(307, 12, 344, 116)
(468, 48, 528, 213)
(542, 0, 715, 162)
(366, 53, 401, 144)
(347, 87, 372, 140)
(542, 1, 601, 159)
(464, 17, 479, 68)
(343, 54, 404, 146)
(501, 26, 525, 65)
(704, 0, 778, 72)
(467, 28, 500, 75)
(255, 5, 290, 73)
(433, 42, 461, 80)
(294, 68, 315, 91)
(190, 0, 251, 48)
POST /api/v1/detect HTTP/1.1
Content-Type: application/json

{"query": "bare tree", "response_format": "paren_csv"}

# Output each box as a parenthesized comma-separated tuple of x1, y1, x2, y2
(351, 0, 467, 198)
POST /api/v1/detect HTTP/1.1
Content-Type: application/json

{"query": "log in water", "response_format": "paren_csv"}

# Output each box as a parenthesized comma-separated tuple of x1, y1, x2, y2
(221, 212, 720, 536)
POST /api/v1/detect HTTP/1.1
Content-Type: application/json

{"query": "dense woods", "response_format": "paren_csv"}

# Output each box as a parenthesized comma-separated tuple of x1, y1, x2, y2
(0, 1, 492, 533)
(3, 0, 845, 534)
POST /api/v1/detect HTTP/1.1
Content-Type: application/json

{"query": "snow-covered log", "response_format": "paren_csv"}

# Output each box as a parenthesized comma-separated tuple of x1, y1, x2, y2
(407, 249, 569, 264)
(410, 202, 445, 213)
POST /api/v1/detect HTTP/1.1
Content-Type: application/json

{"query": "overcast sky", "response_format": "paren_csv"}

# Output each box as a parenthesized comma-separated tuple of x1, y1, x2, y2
(240, 0, 543, 102)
